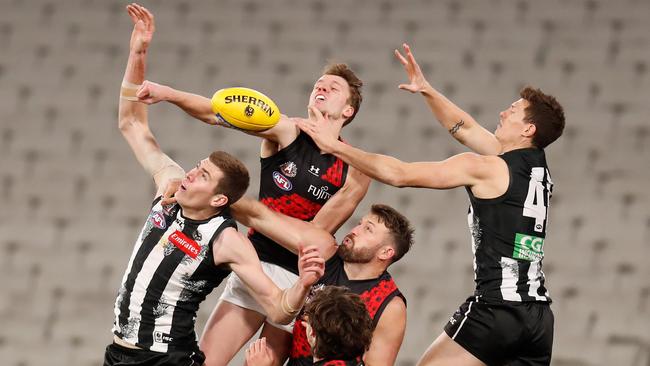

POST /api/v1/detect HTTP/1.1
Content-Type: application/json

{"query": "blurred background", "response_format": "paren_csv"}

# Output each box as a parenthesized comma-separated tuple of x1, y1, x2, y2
(0, 0, 648, 365)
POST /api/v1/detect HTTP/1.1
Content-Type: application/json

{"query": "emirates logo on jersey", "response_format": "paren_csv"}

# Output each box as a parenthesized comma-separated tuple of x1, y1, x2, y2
(272, 171, 293, 191)
(169, 230, 200, 259)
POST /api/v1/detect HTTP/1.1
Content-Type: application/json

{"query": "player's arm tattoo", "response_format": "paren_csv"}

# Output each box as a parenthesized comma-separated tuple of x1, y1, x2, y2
(449, 119, 465, 135)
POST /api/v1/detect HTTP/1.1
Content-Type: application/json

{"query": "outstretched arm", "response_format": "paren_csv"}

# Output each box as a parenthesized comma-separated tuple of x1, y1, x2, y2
(135, 82, 300, 147)
(311, 165, 370, 234)
(395, 43, 502, 156)
(296, 108, 502, 191)
(119, 4, 183, 195)
(231, 197, 338, 260)
(214, 229, 325, 325)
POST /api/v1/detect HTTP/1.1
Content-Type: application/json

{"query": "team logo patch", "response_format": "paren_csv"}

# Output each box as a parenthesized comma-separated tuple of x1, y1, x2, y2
(192, 230, 202, 241)
(513, 233, 544, 262)
(308, 165, 320, 177)
(244, 105, 254, 117)
(272, 171, 293, 191)
(153, 330, 174, 344)
(279, 161, 297, 177)
(168, 230, 201, 259)
(149, 211, 166, 229)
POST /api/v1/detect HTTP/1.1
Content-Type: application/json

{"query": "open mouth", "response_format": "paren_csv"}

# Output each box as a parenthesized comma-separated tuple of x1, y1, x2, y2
(315, 94, 326, 102)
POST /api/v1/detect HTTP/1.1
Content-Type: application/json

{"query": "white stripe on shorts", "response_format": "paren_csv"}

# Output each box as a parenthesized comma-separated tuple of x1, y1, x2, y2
(452, 300, 475, 340)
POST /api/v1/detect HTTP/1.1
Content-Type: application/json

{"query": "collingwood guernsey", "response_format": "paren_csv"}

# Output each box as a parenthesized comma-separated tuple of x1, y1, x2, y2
(467, 148, 553, 303)
(113, 197, 236, 352)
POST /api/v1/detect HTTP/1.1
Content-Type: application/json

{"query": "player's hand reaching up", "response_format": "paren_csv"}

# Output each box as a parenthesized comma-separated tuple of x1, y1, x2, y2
(127, 3, 155, 54)
(245, 338, 275, 366)
(294, 106, 339, 154)
(136, 80, 172, 105)
(395, 43, 431, 94)
(297, 245, 325, 289)
(161, 179, 180, 206)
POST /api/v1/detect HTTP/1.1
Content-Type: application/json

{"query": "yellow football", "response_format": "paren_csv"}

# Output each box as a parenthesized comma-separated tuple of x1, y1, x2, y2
(211, 87, 280, 131)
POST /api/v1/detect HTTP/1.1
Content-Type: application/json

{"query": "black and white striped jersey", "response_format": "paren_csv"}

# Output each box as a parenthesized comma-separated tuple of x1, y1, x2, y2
(112, 197, 236, 352)
(467, 148, 553, 303)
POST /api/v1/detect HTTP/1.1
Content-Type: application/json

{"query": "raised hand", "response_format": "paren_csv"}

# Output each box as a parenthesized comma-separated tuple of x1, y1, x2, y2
(160, 178, 181, 206)
(395, 43, 430, 93)
(297, 245, 325, 288)
(245, 338, 275, 366)
(126, 3, 155, 53)
(136, 80, 171, 104)
(294, 106, 338, 154)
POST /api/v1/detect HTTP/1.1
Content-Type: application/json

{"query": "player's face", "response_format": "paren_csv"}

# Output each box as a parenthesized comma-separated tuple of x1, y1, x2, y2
(495, 98, 531, 142)
(308, 74, 353, 121)
(175, 158, 225, 209)
(338, 213, 390, 264)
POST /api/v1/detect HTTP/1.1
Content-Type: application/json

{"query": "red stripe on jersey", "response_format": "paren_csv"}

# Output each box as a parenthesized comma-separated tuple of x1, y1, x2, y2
(290, 317, 312, 358)
(261, 193, 323, 220)
(290, 279, 399, 359)
(359, 279, 398, 319)
(320, 158, 344, 187)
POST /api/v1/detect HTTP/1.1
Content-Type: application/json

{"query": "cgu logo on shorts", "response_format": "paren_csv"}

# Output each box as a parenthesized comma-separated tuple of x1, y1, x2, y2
(272, 171, 292, 191)
(168, 230, 200, 259)
(513, 233, 544, 262)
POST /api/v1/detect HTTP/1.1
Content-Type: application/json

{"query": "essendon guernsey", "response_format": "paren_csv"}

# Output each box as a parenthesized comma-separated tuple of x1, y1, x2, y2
(252, 132, 349, 273)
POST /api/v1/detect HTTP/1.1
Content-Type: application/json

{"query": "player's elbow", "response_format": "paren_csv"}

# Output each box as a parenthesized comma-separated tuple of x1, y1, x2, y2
(385, 165, 411, 188)
(118, 116, 138, 133)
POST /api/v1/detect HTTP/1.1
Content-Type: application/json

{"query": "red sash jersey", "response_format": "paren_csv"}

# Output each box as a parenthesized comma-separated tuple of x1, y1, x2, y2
(288, 256, 405, 366)
(251, 131, 349, 274)
(313, 358, 364, 366)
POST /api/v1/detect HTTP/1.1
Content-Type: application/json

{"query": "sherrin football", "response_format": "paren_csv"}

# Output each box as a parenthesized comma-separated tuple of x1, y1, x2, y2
(211, 87, 280, 131)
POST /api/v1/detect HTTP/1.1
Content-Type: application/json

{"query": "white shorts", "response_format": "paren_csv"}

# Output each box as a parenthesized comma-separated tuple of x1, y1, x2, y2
(220, 261, 299, 333)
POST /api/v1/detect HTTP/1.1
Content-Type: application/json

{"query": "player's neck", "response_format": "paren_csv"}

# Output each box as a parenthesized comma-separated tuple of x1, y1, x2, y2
(179, 204, 222, 221)
(500, 140, 535, 154)
(343, 261, 385, 280)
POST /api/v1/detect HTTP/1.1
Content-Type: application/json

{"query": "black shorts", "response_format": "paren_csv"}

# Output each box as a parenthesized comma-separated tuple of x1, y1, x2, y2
(103, 342, 205, 366)
(444, 296, 554, 366)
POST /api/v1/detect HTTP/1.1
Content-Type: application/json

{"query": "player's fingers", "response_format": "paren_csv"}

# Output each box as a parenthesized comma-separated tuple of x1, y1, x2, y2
(394, 49, 408, 66)
(136, 83, 148, 98)
(141, 6, 155, 30)
(308, 105, 323, 121)
(405, 43, 420, 70)
(126, 6, 138, 23)
(132, 4, 146, 21)
(301, 245, 319, 255)
(304, 255, 325, 266)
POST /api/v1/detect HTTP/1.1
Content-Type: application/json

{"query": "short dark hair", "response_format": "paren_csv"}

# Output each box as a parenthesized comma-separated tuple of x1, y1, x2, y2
(520, 86, 565, 149)
(304, 286, 373, 361)
(371, 204, 414, 264)
(209, 151, 250, 207)
(323, 63, 363, 126)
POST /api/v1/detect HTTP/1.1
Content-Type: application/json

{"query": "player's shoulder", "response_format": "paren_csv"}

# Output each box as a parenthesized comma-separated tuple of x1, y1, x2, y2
(454, 152, 504, 170)
(212, 227, 254, 265)
(376, 296, 407, 328)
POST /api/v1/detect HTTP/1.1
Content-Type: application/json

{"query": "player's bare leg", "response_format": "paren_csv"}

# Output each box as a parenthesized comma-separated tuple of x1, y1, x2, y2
(417, 333, 486, 366)
(200, 301, 266, 366)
